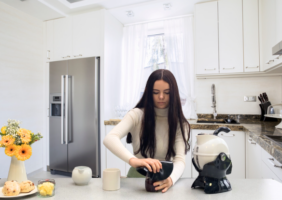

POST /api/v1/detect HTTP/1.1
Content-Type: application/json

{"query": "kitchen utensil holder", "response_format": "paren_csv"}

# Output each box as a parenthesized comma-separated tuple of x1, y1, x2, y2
(259, 102, 278, 121)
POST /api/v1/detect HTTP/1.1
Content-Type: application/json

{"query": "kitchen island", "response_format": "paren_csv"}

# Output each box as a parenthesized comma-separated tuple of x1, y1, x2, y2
(0, 178, 281, 200)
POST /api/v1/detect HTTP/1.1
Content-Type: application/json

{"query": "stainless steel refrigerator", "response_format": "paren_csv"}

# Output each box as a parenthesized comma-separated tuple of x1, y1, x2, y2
(49, 57, 100, 177)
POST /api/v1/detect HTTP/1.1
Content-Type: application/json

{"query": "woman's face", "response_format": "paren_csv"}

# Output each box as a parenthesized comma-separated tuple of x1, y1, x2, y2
(153, 80, 170, 109)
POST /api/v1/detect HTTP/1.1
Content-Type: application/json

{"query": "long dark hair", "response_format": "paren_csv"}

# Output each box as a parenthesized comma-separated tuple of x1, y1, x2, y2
(126, 69, 190, 160)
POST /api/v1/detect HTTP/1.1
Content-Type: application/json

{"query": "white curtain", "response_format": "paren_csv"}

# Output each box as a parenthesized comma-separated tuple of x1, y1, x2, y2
(164, 16, 197, 119)
(117, 24, 148, 117)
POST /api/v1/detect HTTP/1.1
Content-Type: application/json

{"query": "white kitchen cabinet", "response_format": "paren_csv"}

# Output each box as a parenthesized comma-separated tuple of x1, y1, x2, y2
(51, 11, 103, 62)
(53, 17, 72, 61)
(105, 125, 126, 177)
(246, 134, 262, 179)
(243, 0, 260, 72)
(260, 0, 277, 71)
(218, 0, 244, 73)
(261, 147, 282, 182)
(72, 11, 102, 58)
(181, 139, 192, 178)
(46, 20, 53, 62)
(261, 162, 281, 182)
(194, 1, 219, 75)
(191, 129, 246, 179)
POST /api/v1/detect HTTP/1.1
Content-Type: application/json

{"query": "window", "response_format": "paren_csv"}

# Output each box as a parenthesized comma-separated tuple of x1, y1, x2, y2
(141, 34, 168, 98)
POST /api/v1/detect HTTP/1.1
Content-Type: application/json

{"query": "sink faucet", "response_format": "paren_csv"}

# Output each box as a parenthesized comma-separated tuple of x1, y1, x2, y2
(211, 84, 217, 119)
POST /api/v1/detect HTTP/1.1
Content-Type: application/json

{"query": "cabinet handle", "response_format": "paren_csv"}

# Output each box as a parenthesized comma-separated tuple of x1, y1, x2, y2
(223, 67, 235, 70)
(274, 165, 282, 169)
(248, 138, 252, 141)
(205, 68, 216, 71)
(47, 50, 50, 60)
(74, 54, 83, 57)
(246, 66, 258, 68)
(276, 56, 280, 59)
(221, 134, 235, 137)
(269, 158, 274, 161)
(251, 142, 256, 145)
(266, 60, 274, 64)
(62, 56, 70, 58)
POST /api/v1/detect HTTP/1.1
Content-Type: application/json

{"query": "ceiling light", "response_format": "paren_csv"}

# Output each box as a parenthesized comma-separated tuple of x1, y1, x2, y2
(163, 3, 172, 10)
(126, 11, 134, 17)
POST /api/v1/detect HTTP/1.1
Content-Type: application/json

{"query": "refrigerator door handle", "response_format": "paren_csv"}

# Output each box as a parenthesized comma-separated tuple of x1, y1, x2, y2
(61, 75, 65, 145)
(94, 57, 100, 176)
(65, 75, 69, 145)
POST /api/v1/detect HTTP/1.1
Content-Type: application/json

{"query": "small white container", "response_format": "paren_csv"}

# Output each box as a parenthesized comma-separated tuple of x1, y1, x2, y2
(72, 166, 92, 185)
(103, 168, 120, 191)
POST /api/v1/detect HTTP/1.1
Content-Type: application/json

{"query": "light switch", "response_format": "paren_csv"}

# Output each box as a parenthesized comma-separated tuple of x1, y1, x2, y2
(244, 96, 256, 102)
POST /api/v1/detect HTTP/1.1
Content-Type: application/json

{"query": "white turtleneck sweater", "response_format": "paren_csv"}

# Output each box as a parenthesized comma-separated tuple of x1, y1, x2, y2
(103, 107, 189, 185)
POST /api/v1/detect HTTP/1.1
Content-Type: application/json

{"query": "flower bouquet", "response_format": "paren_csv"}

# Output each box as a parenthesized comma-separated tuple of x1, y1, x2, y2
(0, 120, 43, 182)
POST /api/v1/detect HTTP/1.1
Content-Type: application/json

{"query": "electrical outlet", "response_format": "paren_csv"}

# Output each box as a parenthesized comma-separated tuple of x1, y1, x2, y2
(244, 96, 256, 102)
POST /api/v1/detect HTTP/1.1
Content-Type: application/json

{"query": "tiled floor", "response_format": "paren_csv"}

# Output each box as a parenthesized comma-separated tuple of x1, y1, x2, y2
(28, 169, 70, 179)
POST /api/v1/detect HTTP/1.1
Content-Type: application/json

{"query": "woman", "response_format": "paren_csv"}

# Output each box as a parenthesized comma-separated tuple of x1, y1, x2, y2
(103, 69, 190, 193)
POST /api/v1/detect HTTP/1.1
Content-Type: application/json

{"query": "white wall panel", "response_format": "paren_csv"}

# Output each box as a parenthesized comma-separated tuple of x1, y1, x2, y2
(0, 2, 44, 178)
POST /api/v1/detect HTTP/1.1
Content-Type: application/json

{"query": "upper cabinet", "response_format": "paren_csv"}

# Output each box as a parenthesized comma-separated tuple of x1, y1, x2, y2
(72, 11, 103, 58)
(46, 20, 54, 62)
(195, 1, 219, 74)
(243, 0, 260, 72)
(53, 17, 72, 61)
(260, 0, 277, 71)
(46, 10, 103, 62)
(195, 0, 282, 76)
(218, 0, 244, 73)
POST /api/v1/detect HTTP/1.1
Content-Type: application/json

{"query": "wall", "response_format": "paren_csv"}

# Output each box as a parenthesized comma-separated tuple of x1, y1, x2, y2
(103, 11, 123, 120)
(0, 2, 44, 177)
(196, 76, 281, 114)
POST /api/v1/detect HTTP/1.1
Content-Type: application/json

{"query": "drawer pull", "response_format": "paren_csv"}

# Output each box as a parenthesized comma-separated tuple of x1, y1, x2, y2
(246, 66, 259, 68)
(269, 158, 274, 161)
(248, 138, 252, 141)
(205, 68, 216, 71)
(266, 60, 274, 64)
(223, 67, 235, 70)
(274, 165, 282, 169)
(251, 142, 256, 145)
(221, 134, 235, 137)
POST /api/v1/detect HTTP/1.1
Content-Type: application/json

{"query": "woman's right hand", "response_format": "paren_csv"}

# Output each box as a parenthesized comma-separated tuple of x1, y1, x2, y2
(129, 158, 162, 173)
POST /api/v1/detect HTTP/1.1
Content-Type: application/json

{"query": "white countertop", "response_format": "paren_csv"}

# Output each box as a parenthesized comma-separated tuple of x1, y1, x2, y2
(1, 178, 282, 200)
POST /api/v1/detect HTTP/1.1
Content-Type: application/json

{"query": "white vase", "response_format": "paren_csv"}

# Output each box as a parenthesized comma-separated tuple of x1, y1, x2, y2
(7, 156, 27, 183)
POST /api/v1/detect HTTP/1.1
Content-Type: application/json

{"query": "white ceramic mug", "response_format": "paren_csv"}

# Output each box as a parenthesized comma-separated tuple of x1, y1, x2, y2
(102, 168, 120, 191)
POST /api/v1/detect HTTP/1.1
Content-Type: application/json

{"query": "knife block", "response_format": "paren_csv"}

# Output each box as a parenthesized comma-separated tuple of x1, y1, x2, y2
(259, 102, 278, 121)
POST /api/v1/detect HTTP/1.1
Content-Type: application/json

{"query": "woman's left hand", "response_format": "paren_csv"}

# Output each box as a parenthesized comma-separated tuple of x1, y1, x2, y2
(153, 177, 173, 193)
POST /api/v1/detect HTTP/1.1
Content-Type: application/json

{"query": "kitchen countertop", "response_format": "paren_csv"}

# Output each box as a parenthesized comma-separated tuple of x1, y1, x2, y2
(1, 178, 282, 200)
(104, 118, 282, 164)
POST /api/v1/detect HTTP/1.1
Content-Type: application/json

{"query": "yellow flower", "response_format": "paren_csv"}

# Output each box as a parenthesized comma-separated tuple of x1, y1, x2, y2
(1, 126, 7, 134)
(0, 136, 15, 146)
(17, 129, 31, 144)
(17, 128, 31, 135)
(5, 144, 18, 157)
(15, 144, 32, 161)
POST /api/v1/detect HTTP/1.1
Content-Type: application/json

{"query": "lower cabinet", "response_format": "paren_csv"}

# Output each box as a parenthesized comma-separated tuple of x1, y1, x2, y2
(191, 130, 246, 179)
(246, 133, 262, 179)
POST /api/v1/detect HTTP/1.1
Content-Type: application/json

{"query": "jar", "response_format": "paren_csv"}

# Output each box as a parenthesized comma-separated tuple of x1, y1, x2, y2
(37, 179, 55, 197)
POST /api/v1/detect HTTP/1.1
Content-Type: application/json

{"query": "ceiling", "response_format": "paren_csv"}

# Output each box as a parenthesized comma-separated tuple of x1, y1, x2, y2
(0, 0, 210, 24)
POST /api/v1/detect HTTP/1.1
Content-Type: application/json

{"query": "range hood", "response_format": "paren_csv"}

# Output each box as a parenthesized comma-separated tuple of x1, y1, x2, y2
(272, 41, 282, 55)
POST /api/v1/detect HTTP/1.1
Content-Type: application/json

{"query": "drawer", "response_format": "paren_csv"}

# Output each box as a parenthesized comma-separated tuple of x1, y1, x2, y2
(261, 148, 282, 181)
(261, 161, 281, 182)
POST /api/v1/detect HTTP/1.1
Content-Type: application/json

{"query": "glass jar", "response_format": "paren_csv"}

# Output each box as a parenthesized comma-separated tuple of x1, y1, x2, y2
(37, 179, 55, 197)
